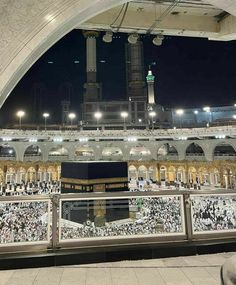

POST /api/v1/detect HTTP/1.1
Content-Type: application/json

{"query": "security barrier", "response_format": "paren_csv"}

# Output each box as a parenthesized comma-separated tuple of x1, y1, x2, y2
(0, 191, 235, 252)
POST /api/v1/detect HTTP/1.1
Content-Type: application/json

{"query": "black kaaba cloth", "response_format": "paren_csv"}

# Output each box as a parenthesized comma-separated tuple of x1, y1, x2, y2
(61, 161, 129, 223)
(61, 161, 127, 180)
(61, 161, 129, 193)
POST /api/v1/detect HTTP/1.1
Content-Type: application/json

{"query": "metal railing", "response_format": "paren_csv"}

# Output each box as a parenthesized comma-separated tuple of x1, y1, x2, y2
(0, 190, 235, 252)
(1, 125, 236, 140)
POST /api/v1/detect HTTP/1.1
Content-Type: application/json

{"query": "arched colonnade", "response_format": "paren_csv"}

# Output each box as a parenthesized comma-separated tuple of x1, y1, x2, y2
(0, 163, 60, 184)
(128, 161, 236, 189)
(0, 160, 235, 189)
(0, 140, 235, 162)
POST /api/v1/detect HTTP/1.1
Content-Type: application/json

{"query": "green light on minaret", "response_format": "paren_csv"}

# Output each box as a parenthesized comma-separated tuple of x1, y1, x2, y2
(146, 69, 155, 82)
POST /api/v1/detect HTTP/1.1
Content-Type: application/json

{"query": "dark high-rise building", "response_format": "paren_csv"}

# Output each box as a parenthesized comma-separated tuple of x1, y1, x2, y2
(81, 34, 152, 126)
(126, 41, 147, 102)
(126, 41, 147, 124)
(61, 100, 70, 126)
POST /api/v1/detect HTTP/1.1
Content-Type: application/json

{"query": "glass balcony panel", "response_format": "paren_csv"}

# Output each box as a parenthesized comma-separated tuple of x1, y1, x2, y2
(0, 200, 50, 245)
(59, 195, 185, 242)
(191, 194, 236, 234)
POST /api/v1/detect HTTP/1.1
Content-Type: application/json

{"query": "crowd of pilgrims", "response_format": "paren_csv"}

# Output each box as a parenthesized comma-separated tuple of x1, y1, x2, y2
(60, 197, 183, 240)
(0, 201, 48, 244)
(0, 178, 215, 197)
(192, 196, 236, 232)
(0, 181, 60, 196)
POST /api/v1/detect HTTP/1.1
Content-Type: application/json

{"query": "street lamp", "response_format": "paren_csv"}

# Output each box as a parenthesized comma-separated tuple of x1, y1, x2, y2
(43, 112, 49, 131)
(193, 110, 198, 126)
(149, 111, 156, 130)
(121, 111, 128, 130)
(203, 106, 211, 125)
(68, 112, 76, 129)
(16, 110, 25, 130)
(176, 109, 184, 128)
(203, 106, 210, 112)
(176, 109, 184, 116)
(94, 111, 102, 130)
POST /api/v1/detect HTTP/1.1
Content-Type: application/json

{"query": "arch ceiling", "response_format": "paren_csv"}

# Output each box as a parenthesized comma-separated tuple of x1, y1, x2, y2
(186, 142, 204, 152)
(24, 145, 41, 154)
(214, 143, 236, 155)
(0, 0, 236, 108)
(157, 143, 178, 155)
(49, 146, 68, 156)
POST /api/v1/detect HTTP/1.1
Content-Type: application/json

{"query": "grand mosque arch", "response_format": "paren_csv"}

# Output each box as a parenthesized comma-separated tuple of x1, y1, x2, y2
(24, 145, 42, 161)
(101, 147, 123, 159)
(129, 146, 152, 159)
(157, 143, 178, 160)
(75, 145, 95, 160)
(128, 165, 137, 179)
(48, 146, 69, 161)
(213, 142, 236, 159)
(1, 0, 236, 109)
(185, 142, 205, 159)
(0, 144, 16, 160)
(0, 0, 127, 108)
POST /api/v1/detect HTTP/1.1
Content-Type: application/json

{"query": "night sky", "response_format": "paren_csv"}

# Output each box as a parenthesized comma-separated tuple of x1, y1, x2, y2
(1, 29, 236, 126)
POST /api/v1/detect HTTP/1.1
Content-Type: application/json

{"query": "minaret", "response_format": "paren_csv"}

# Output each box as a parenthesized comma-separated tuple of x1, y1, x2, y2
(126, 41, 147, 102)
(146, 67, 155, 106)
(61, 100, 70, 126)
(83, 30, 101, 102)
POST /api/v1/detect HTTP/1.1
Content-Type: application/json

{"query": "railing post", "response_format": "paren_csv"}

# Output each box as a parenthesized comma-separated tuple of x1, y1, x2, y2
(183, 193, 193, 241)
(51, 194, 61, 249)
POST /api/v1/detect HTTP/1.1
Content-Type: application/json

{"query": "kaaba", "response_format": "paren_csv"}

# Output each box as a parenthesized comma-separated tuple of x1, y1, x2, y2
(61, 161, 129, 224)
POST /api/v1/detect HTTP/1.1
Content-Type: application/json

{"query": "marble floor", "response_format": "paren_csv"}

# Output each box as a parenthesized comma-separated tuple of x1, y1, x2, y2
(0, 252, 234, 285)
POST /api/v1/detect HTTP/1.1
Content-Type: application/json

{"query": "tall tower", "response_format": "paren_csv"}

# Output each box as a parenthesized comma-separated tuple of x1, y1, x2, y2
(61, 100, 70, 126)
(126, 41, 147, 102)
(146, 68, 156, 106)
(83, 30, 101, 102)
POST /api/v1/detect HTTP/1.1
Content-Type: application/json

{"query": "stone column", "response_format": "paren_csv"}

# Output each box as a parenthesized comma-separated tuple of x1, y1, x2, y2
(122, 148, 130, 161)
(93, 147, 101, 161)
(149, 145, 157, 160)
(210, 172, 214, 186)
(3, 165, 7, 185)
(68, 150, 75, 161)
(219, 166, 225, 188)
(185, 165, 189, 186)
(156, 163, 160, 183)
(35, 164, 39, 181)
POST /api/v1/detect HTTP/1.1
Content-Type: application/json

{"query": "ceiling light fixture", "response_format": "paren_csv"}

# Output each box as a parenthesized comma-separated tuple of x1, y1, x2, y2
(102, 31, 113, 43)
(128, 33, 139, 44)
(152, 35, 164, 46)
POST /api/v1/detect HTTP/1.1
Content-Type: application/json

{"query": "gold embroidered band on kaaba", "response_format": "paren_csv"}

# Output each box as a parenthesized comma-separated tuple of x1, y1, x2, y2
(61, 177, 128, 185)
